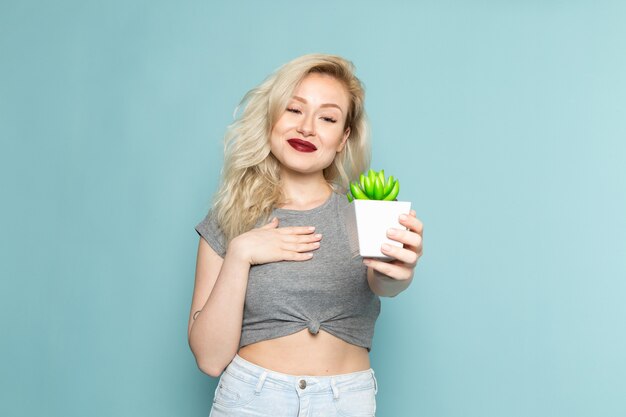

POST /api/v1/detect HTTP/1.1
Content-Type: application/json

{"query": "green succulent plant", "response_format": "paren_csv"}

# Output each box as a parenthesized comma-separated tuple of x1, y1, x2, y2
(346, 169, 400, 202)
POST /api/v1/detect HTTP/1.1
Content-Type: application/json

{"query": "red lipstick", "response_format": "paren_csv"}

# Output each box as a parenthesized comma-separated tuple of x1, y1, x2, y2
(287, 139, 317, 153)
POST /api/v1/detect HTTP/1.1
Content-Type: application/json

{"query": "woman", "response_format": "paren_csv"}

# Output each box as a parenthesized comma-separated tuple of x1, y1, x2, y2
(189, 53, 423, 416)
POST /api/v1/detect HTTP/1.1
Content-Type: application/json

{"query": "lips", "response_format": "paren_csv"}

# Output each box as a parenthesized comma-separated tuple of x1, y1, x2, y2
(287, 138, 317, 152)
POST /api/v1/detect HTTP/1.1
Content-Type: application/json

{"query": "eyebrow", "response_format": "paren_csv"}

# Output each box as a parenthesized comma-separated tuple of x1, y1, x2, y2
(292, 96, 343, 113)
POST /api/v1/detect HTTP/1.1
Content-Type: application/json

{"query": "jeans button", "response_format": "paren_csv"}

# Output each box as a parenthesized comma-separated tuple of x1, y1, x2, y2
(299, 379, 307, 389)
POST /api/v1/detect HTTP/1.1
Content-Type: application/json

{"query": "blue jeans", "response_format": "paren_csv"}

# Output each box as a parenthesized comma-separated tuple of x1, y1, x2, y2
(209, 354, 378, 417)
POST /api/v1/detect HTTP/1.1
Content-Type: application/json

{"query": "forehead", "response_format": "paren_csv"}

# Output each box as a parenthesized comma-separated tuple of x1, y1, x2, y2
(291, 73, 349, 111)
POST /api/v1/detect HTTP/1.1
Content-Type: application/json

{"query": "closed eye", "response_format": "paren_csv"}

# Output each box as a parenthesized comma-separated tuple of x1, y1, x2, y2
(287, 108, 337, 123)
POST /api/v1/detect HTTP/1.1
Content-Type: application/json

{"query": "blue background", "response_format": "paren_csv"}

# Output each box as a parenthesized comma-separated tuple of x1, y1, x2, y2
(2, 1, 625, 416)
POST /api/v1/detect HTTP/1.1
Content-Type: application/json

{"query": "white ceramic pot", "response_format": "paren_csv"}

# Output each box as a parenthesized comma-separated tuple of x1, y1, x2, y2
(343, 199, 412, 260)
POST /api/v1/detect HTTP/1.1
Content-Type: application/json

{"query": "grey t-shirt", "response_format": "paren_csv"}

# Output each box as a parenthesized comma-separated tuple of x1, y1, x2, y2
(195, 191, 381, 351)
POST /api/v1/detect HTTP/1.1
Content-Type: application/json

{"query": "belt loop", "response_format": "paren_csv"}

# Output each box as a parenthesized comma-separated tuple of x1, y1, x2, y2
(255, 371, 267, 395)
(330, 377, 339, 399)
(371, 369, 378, 395)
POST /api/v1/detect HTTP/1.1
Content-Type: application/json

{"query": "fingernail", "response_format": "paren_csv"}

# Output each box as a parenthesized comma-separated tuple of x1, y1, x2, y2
(363, 259, 371, 265)
(387, 228, 398, 236)
(308, 226, 315, 231)
(382, 243, 391, 251)
(399, 214, 408, 221)
(315, 234, 322, 239)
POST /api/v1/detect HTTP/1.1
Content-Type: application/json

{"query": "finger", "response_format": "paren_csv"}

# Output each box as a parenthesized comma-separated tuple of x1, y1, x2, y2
(260, 217, 279, 229)
(362, 258, 413, 281)
(386, 228, 422, 249)
(398, 213, 423, 236)
(283, 251, 314, 261)
(283, 241, 321, 252)
(278, 226, 317, 235)
(380, 243, 419, 266)
(282, 233, 323, 243)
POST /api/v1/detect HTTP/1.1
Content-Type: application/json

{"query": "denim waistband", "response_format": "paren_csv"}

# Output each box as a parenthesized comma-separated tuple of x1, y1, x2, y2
(224, 354, 378, 397)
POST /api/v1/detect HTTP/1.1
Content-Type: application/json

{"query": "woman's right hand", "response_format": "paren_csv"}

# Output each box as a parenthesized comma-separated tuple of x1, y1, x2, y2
(228, 217, 321, 265)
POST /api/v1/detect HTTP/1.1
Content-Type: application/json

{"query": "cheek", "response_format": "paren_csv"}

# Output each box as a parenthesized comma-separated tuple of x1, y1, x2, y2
(269, 121, 286, 145)
(326, 130, 347, 151)
(274, 113, 296, 130)
(269, 134, 281, 154)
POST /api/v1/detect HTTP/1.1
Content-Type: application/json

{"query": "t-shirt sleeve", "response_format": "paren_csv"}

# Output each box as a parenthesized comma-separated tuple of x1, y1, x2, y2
(195, 210, 227, 258)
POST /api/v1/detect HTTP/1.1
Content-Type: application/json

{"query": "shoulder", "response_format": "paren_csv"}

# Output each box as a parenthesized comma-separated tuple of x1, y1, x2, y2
(195, 209, 227, 258)
(333, 190, 349, 208)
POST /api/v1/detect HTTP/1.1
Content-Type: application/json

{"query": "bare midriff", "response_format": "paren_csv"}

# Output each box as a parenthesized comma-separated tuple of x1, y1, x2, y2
(237, 329, 370, 376)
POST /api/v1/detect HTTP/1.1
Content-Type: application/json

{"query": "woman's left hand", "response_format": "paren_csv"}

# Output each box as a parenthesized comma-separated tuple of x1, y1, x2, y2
(363, 210, 423, 281)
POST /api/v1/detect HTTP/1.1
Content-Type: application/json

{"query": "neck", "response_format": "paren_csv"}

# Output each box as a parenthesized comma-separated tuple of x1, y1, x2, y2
(278, 170, 333, 210)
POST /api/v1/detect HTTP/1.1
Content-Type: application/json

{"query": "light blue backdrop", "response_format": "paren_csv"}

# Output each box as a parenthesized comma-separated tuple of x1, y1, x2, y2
(1, 1, 625, 416)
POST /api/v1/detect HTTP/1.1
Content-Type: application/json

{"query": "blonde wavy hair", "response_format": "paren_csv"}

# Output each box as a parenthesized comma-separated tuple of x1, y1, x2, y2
(209, 53, 371, 244)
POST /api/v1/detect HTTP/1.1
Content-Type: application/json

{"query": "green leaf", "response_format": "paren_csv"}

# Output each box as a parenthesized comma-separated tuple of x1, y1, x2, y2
(368, 169, 376, 184)
(377, 170, 385, 189)
(363, 176, 374, 198)
(350, 181, 370, 200)
(373, 176, 384, 200)
(383, 175, 395, 196)
(382, 179, 400, 201)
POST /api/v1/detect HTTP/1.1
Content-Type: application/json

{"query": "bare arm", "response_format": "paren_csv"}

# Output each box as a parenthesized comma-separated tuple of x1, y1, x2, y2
(187, 217, 321, 377)
(367, 267, 413, 297)
(188, 238, 250, 377)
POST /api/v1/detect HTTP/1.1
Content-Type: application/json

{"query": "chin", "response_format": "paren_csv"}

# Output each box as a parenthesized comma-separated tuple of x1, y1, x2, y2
(274, 152, 334, 174)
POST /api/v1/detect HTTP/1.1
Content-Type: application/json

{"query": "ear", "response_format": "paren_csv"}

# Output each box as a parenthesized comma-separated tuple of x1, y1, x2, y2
(336, 126, 351, 152)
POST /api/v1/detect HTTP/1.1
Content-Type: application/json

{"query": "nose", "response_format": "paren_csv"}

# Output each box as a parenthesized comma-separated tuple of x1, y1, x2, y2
(296, 113, 315, 137)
